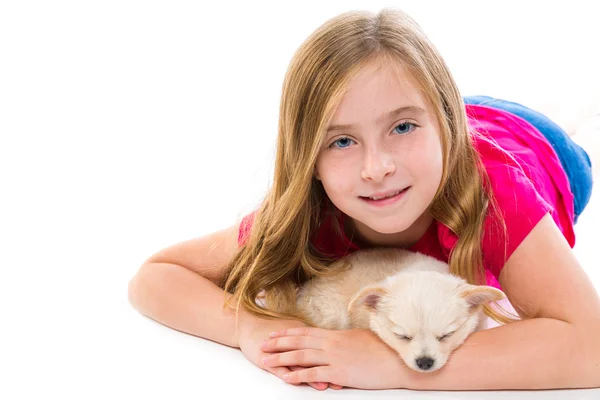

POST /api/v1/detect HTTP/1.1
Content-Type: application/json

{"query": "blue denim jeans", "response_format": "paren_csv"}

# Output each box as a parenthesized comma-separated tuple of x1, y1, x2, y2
(463, 95, 593, 223)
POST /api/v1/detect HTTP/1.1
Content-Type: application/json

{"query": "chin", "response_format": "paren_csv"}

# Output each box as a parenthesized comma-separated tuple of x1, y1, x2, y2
(365, 220, 414, 235)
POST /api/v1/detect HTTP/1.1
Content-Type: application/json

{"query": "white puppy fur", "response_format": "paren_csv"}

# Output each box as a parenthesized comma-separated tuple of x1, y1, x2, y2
(295, 248, 506, 372)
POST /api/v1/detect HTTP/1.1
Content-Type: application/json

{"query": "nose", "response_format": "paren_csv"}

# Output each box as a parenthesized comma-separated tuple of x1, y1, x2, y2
(415, 357, 435, 371)
(361, 145, 396, 181)
(361, 149, 395, 182)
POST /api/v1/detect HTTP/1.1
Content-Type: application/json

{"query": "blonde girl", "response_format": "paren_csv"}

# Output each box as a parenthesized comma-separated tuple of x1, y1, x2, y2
(128, 8, 600, 391)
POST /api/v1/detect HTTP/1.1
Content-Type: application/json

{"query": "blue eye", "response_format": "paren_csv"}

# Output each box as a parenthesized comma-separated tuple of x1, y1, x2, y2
(328, 122, 416, 149)
(393, 122, 416, 135)
(329, 137, 355, 149)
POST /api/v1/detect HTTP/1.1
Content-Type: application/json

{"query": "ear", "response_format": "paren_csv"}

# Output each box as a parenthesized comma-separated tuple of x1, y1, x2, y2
(460, 285, 506, 309)
(314, 169, 321, 181)
(348, 285, 389, 315)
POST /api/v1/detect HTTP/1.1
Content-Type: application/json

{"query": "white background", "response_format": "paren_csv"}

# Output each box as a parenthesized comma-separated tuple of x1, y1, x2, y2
(1, 1, 599, 399)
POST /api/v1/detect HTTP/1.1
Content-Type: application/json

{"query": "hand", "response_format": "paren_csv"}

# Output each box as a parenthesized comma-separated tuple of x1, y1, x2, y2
(236, 308, 342, 391)
(261, 326, 406, 389)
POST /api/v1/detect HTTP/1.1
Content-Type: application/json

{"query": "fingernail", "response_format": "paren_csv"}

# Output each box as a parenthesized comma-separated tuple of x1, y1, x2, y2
(262, 356, 269, 366)
(282, 373, 290, 380)
(269, 331, 278, 338)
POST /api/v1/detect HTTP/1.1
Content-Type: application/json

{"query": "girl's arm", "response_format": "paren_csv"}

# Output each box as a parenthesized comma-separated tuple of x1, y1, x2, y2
(405, 213, 600, 390)
(127, 223, 246, 347)
(128, 224, 338, 390)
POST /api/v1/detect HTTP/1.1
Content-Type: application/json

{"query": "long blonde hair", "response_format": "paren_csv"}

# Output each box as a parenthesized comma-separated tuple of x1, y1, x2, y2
(222, 8, 515, 325)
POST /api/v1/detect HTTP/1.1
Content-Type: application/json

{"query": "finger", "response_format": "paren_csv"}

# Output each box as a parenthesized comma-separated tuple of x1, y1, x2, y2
(269, 326, 329, 339)
(282, 366, 330, 384)
(288, 366, 327, 391)
(309, 382, 328, 390)
(267, 366, 300, 385)
(263, 367, 291, 379)
(261, 335, 325, 353)
(329, 383, 343, 390)
(263, 349, 327, 368)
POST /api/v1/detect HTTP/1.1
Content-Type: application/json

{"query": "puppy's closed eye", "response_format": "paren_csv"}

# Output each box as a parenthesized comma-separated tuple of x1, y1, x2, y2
(395, 333, 413, 341)
(437, 331, 455, 341)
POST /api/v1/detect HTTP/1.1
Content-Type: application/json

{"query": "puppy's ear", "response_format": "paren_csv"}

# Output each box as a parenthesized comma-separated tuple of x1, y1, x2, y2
(460, 285, 506, 310)
(348, 285, 389, 315)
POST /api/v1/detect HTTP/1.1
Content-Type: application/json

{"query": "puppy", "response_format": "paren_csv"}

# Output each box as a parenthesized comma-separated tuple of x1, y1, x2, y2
(295, 248, 505, 372)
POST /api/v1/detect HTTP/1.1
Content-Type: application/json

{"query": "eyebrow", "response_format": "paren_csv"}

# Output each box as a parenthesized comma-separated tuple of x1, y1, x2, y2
(326, 105, 426, 133)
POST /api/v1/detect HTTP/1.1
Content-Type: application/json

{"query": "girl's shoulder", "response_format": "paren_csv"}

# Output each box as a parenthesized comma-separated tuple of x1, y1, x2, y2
(464, 105, 574, 237)
(453, 104, 576, 278)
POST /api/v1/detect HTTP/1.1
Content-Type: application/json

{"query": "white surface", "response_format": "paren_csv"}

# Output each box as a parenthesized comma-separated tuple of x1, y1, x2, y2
(1, 1, 599, 399)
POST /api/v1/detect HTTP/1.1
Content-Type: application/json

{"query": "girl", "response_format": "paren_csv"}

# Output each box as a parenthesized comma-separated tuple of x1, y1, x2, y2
(128, 8, 600, 391)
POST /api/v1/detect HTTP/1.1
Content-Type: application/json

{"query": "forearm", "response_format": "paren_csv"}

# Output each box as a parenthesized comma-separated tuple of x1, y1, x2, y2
(403, 318, 600, 390)
(128, 262, 243, 348)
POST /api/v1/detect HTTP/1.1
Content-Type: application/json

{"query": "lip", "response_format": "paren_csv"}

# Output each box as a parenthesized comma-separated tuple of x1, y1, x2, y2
(360, 187, 410, 206)
(363, 188, 406, 200)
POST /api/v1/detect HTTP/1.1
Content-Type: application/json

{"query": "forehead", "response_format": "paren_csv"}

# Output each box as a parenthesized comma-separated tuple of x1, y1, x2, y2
(385, 280, 466, 325)
(329, 61, 427, 126)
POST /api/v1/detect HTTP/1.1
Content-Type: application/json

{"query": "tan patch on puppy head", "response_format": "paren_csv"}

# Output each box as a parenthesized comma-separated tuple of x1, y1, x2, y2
(460, 285, 506, 311)
(348, 285, 389, 314)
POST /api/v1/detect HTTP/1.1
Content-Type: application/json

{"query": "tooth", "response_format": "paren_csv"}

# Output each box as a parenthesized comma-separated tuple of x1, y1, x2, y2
(370, 190, 401, 200)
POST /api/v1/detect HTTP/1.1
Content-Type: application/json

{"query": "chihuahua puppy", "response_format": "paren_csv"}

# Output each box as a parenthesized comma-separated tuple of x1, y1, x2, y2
(295, 248, 505, 372)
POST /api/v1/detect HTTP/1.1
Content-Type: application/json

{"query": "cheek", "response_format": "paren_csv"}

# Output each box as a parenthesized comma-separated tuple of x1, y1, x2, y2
(316, 158, 354, 193)
(386, 337, 409, 358)
(446, 330, 471, 350)
(407, 131, 443, 184)
(370, 319, 410, 356)
(395, 341, 410, 356)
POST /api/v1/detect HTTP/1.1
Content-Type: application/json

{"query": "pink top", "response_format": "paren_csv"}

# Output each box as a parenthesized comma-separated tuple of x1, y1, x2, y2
(238, 104, 576, 288)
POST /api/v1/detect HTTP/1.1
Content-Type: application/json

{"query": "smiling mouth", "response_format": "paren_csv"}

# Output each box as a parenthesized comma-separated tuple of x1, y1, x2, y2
(365, 189, 403, 200)
(360, 187, 409, 201)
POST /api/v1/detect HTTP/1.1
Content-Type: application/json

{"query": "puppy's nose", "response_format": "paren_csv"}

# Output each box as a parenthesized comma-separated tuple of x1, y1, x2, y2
(416, 357, 435, 371)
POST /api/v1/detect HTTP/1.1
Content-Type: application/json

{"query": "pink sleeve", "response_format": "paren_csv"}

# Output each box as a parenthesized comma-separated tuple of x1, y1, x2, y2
(237, 211, 256, 247)
(465, 104, 573, 283)
(481, 162, 553, 279)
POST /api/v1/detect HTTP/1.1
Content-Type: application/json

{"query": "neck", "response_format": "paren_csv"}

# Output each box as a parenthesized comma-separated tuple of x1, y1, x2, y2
(346, 211, 434, 248)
